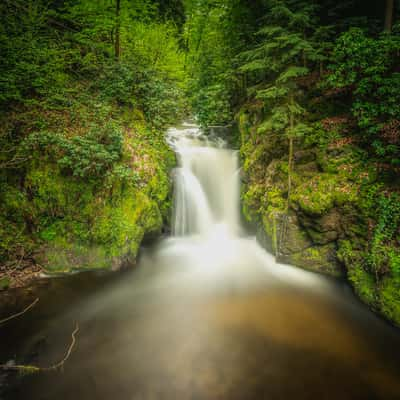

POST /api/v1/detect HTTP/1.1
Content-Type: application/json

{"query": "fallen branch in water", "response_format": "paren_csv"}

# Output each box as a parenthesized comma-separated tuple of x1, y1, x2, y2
(0, 322, 79, 374)
(0, 298, 39, 325)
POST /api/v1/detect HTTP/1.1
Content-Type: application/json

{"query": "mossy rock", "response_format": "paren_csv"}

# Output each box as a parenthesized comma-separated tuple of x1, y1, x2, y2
(39, 192, 164, 272)
(347, 263, 377, 306)
(31, 156, 169, 273)
(379, 277, 400, 327)
(295, 162, 320, 176)
(297, 208, 341, 245)
(292, 173, 357, 216)
(280, 243, 343, 276)
(293, 149, 316, 164)
(278, 242, 342, 276)
(0, 276, 11, 290)
(276, 215, 313, 254)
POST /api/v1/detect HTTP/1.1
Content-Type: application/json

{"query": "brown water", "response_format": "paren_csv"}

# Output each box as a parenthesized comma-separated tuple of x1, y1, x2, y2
(1, 238, 400, 400)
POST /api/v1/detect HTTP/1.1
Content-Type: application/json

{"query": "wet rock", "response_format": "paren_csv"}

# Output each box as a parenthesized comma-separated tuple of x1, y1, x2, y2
(277, 214, 313, 254)
(294, 149, 316, 164)
(279, 243, 343, 277)
(297, 208, 342, 245)
(255, 212, 344, 277)
(295, 162, 320, 176)
(274, 214, 343, 276)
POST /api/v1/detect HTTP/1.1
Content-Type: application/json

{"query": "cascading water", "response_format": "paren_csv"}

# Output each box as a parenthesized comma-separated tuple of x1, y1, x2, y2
(167, 122, 240, 237)
(161, 122, 319, 281)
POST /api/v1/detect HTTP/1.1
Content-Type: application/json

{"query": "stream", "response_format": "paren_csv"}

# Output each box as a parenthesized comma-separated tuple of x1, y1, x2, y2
(1, 123, 400, 399)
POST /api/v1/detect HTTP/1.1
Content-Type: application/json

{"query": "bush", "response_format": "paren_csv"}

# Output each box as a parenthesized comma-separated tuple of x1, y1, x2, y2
(328, 27, 400, 164)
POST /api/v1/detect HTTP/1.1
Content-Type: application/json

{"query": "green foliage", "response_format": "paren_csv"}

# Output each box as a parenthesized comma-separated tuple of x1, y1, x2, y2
(201, 0, 400, 325)
(184, 0, 264, 125)
(0, 2, 68, 106)
(380, 277, 400, 324)
(328, 27, 400, 164)
(0, 0, 184, 272)
(237, 0, 316, 153)
(58, 122, 123, 179)
(347, 262, 377, 305)
(366, 192, 400, 277)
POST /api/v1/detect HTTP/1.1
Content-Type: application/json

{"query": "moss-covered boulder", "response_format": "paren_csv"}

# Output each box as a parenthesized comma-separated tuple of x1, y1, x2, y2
(0, 113, 174, 275)
(256, 212, 343, 277)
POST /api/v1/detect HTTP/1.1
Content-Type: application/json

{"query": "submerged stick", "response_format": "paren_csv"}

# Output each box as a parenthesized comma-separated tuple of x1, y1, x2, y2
(42, 323, 79, 371)
(0, 322, 79, 374)
(0, 298, 39, 325)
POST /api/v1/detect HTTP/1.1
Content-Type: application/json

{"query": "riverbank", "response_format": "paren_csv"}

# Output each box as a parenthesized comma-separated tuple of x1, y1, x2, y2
(237, 102, 400, 326)
(0, 105, 175, 289)
(0, 1, 187, 288)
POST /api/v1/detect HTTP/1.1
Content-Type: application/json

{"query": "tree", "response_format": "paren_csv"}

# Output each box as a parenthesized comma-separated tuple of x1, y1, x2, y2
(115, 0, 121, 59)
(184, 0, 265, 126)
(238, 0, 315, 209)
(384, 0, 394, 32)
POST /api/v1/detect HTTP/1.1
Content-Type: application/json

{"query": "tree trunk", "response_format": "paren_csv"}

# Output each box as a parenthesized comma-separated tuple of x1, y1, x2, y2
(287, 136, 293, 212)
(302, 32, 307, 68)
(115, 0, 121, 59)
(287, 100, 294, 212)
(384, 0, 394, 33)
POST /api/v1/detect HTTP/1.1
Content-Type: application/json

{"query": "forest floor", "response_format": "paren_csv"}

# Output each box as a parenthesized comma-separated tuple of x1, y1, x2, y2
(0, 262, 42, 290)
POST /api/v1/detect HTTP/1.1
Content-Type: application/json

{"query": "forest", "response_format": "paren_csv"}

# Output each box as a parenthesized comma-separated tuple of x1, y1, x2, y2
(1, 1, 400, 398)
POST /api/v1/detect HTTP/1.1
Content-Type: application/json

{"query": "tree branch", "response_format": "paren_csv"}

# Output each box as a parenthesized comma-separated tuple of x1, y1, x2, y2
(0, 298, 39, 325)
(0, 322, 79, 374)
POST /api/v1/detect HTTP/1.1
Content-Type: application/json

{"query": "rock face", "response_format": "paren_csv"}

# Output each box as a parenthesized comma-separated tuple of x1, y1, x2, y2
(275, 214, 342, 276)
(237, 105, 400, 326)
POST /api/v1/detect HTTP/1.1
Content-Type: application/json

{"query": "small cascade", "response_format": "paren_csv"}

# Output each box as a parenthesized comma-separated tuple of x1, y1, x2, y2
(167, 123, 241, 237)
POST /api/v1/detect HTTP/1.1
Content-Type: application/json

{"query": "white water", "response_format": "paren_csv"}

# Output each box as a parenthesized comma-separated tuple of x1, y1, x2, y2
(167, 122, 240, 236)
(161, 122, 326, 291)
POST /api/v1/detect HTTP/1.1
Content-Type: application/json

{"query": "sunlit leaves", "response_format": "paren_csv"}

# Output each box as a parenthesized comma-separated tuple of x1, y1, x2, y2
(277, 66, 309, 83)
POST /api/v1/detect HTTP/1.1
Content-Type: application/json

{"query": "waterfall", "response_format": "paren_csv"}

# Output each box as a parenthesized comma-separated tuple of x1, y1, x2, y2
(167, 123, 240, 237)
(163, 121, 321, 288)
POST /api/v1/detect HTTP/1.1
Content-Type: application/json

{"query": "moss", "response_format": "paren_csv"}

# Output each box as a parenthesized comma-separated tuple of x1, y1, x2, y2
(237, 95, 400, 327)
(347, 265, 377, 306)
(38, 176, 167, 272)
(379, 277, 400, 326)
(9, 123, 173, 273)
(43, 244, 111, 272)
(292, 173, 357, 216)
(237, 110, 251, 143)
(287, 243, 342, 277)
(0, 276, 11, 290)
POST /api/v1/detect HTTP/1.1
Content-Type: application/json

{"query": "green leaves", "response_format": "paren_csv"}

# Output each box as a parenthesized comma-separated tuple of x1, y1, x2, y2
(256, 86, 289, 100)
(58, 122, 123, 179)
(288, 122, 313, 138)
(366, 192, 400, 277)
(22, 122, 124, 180)
(328, 27, 400, 164)
(277, 66, 309, 83)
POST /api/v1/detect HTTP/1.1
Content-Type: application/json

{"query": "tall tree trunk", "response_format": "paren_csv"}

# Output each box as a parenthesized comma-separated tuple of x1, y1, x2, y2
(115, 0, 121, 59)
(384, 0, 394, 33)
(287, 99, 294, 212)
(287, 136, 293, 211)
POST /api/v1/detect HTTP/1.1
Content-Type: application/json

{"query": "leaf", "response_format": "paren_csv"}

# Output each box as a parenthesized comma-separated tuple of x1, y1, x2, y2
(277, 66, 309, 83)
